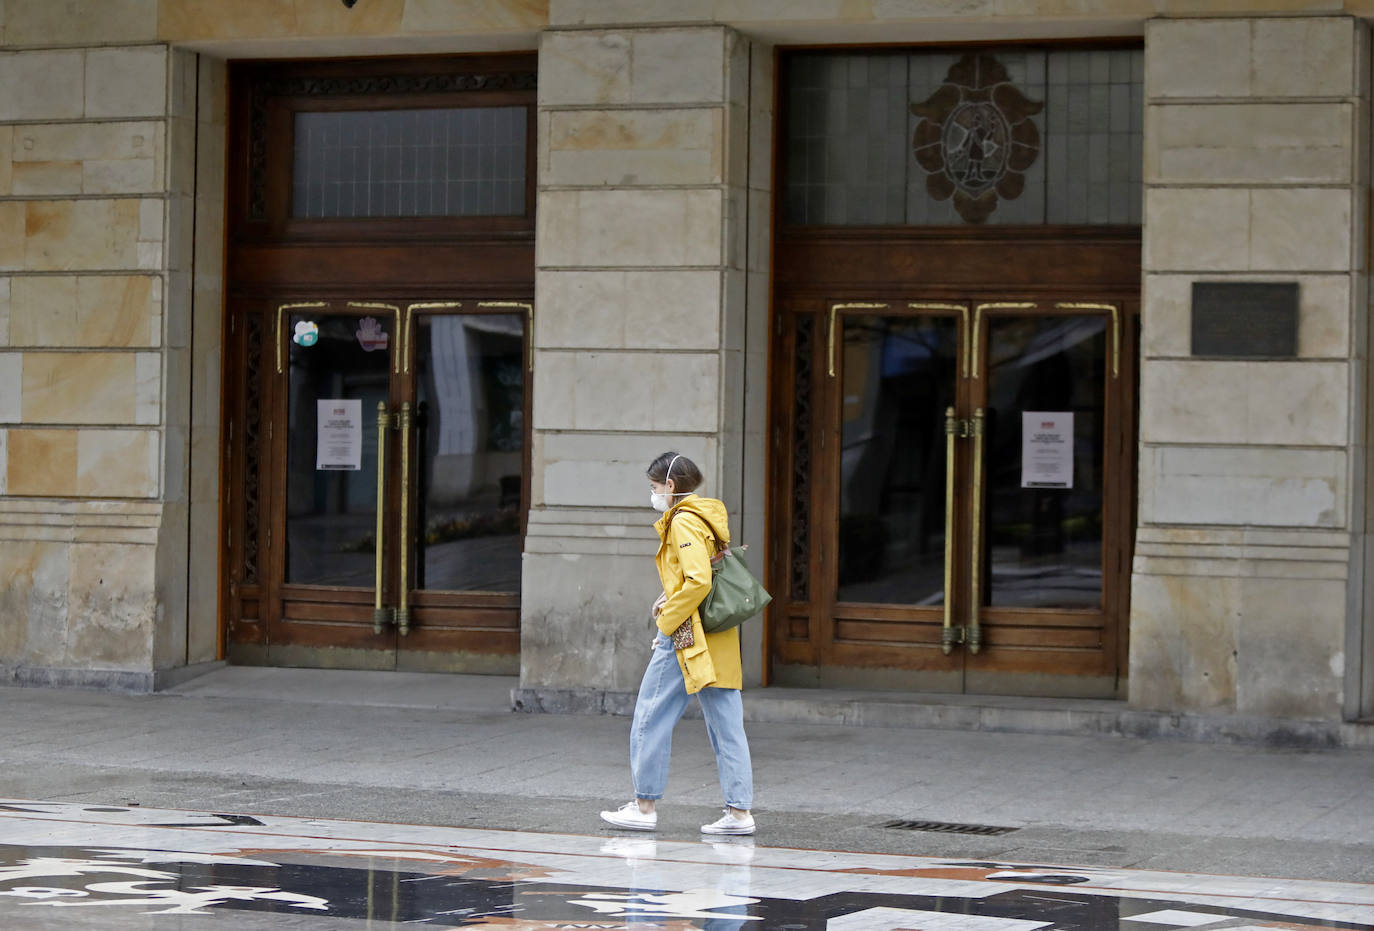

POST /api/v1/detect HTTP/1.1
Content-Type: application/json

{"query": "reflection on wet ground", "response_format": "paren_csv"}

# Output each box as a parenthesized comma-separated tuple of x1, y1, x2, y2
(0, 800, 1370, 929)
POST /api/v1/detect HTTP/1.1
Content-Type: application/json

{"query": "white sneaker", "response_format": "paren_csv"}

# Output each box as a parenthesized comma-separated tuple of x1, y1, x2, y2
(700, 809, 755, 835)
(600, 801, 657, 831)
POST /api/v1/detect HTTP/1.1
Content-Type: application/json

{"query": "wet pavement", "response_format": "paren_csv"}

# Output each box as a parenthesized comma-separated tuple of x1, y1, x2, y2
(0, 799, 1371, 930)
(0, 680, 1372, 880)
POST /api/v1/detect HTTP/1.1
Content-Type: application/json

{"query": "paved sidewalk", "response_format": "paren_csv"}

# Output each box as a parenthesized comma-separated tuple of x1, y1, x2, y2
(1, 800, 1371, 929)
(0, 667, 1370, 884)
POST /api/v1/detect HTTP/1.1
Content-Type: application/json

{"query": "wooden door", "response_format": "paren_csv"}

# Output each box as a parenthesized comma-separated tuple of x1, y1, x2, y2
(221, 55, 536, 671)
(768, 43, 1143, 695)
(225, 298, 529, 671)
(402, 302, 530, 671)
(769, 294, 1137, 696)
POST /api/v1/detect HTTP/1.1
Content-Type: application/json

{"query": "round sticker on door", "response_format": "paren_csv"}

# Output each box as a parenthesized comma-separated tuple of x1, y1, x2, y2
(293, 320, 319, 347)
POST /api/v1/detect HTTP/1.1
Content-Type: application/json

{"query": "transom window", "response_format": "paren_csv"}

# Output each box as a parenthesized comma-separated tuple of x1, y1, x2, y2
(292, 106, 528, 219)
(783, 47, 1143, 226)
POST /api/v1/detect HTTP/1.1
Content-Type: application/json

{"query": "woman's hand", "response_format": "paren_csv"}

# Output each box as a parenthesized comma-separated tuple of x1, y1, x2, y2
(650, 594, 667, 649)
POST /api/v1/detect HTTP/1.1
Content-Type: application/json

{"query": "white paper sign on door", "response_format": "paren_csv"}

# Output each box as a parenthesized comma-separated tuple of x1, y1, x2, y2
(1021, 411, 1073, 489)
(316, 399, 362, 471)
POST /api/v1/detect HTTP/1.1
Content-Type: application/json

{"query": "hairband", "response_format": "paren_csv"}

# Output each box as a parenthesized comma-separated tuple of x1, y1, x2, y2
(664, 454, 690, 497)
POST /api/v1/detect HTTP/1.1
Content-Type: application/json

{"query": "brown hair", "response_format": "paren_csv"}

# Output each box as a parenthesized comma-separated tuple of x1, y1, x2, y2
(646, 451, 703, 494)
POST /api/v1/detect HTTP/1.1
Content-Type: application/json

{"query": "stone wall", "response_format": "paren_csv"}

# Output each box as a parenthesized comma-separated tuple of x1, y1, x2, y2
(0, 42, 170, 686)
(1133, 16, 1370, 720)
(2, 0, 1370, 726)
(520, 24, 770, 693)
(0, 35, 223, 688)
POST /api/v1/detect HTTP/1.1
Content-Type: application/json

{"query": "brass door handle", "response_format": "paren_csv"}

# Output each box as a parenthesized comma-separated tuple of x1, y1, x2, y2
(968, 407, 985, 654)
(373, 402, 392, 634)
(396, 401, 413, 636)
(942, 406, 958, 655)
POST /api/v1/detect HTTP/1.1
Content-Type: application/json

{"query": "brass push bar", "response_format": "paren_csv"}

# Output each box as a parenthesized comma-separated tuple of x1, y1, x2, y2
(476, 302, 535, 371)
(942, 407, 959, 655)
(1056, 302, 1120, 378)
(967, 407, 985, 654)
(396, 401, 413, 636)
(373, 402, 391, 634)
(942, 407, 985, 654)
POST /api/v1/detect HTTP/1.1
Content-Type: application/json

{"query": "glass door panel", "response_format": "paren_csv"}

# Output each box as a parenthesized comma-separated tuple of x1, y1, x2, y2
(836, 313, 959, 605)
(983, 315, 1107, 609)
(413, 312, 525, 594)
(284, 310, 394, 588)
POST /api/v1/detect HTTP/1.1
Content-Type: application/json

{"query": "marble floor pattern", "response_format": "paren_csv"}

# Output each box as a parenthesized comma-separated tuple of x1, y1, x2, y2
(0, 800, 1369, 929)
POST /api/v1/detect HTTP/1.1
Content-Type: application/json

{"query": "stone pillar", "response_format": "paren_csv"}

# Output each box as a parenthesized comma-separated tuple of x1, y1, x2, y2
(520, 24, 769, 698)
(0, 33, 223, 689)
(1134, 16, 1369, 720)
(155, 50, 227, 675)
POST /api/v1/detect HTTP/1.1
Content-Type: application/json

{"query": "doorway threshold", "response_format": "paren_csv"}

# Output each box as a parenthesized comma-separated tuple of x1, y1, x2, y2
(739, 685, 1371, 749)
(513, 683, 1370, 749)
(165, 667, 1372, 750)
(165, 665, 517, 714)
(745, 686, 1126, 735)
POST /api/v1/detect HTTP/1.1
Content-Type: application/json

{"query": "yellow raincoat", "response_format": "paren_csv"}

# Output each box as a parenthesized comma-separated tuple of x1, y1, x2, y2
(652, 494, 742, 694)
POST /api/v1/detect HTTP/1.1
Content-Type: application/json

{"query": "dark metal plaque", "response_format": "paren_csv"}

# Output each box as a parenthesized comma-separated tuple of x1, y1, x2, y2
(1191, 282, 1299, 358)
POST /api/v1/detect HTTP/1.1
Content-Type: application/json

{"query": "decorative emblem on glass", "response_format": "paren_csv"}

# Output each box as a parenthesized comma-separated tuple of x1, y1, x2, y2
(911, 53, 1043, 223)
(292, 320, 319, 347)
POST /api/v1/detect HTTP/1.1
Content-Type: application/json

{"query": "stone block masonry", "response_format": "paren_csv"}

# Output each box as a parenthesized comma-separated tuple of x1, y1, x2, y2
(0, 38, 224, 689)
(1133, 16, 1370, 721)
(522, 24, 769, 692)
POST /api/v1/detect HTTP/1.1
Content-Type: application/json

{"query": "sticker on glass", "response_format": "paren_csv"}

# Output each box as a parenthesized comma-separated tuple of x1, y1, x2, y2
(356, 317, 389, 352)
(293, 320, 319, 347)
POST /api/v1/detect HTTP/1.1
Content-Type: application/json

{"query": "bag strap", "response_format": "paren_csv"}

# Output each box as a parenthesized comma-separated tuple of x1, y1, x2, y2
(662, 507, 727, 560)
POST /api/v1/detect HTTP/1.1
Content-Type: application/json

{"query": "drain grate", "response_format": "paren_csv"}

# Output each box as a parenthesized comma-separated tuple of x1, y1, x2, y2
(880, 819, 1018, 836)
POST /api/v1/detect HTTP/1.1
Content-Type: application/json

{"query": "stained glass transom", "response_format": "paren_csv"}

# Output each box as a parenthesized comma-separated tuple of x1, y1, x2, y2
(292, 107, 527, 219)
(784, 48, 1143, 226)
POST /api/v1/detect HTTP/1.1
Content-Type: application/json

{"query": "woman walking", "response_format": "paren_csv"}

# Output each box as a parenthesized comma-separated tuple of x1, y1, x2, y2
(600, 452, 756, 836)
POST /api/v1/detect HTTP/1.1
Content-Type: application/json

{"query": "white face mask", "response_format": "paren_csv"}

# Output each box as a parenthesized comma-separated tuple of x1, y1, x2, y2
(651, 454, 685, 512)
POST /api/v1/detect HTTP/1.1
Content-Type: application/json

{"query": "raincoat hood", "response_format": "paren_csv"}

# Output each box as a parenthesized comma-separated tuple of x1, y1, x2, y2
(654, 494, 731, 547)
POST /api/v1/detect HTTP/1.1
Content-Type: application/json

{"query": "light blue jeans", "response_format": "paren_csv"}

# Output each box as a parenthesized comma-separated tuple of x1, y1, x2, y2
(630, 632, 754, 810)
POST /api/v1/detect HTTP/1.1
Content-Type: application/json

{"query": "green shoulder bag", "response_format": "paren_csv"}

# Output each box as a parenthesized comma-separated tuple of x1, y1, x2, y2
(664, 508, 772, 634)
(700, 542, 772, 634)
